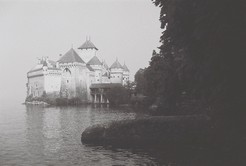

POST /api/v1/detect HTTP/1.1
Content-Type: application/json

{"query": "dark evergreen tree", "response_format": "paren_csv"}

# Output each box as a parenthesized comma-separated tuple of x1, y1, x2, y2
(134, 68, 147, 95)
(151, 0, 246, 138)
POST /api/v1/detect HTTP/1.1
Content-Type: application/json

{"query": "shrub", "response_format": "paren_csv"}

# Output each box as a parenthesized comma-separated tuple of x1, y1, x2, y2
(105, 86, 131, 106)
(55, 98, 68, 106)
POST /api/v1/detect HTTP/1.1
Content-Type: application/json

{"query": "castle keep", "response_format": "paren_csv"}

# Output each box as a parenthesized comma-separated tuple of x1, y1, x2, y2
(26, 39, 130, 103)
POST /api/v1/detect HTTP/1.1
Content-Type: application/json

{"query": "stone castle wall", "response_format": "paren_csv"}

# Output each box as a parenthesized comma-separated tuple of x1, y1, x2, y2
(27, 74, 45, 98)
(110, 68, 123, 84)
(59, 63, 89, 101)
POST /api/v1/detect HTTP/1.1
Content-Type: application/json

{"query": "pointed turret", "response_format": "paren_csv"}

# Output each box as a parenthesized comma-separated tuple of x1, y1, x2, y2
(87, 56, 102, 65)
(77, 37, 99, 63)
(78, 38, 98, 50)
(110, 58, 123, 69)
(110, 58, 123, 84)
(122, 62, 130, 72)
(122, 62, 130, 86)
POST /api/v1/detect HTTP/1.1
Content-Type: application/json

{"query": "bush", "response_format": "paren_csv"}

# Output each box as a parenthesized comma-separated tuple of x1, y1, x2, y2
(55, 97, 68, 105)
(106, 86, 131, 106)
(68, 97, 81, 105)
(25, 94, 33, 102)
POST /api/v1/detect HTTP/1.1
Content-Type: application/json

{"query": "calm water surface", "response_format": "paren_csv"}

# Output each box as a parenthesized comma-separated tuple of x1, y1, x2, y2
(0, 102, 167, 166)
(1, 102, 220, 166)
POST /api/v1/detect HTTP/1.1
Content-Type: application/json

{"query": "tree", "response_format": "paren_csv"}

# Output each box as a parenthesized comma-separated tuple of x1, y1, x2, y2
(105, 86, 130, 106)
(134, 68, 147, 95)
(152, 0, 246, 134)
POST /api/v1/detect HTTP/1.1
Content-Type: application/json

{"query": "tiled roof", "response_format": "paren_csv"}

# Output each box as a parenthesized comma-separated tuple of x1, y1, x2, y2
(87, 56, 102, 65)
(78, 40, 98, 50)
(28, 64, 43, 73)
(28, 60, 60, 73)
(110, 59, 122, 69)
(49, 60, 56, 66)
(122, 63, 130, 72)
(58, 48, 85, 64)
(86, 64, 95, 71)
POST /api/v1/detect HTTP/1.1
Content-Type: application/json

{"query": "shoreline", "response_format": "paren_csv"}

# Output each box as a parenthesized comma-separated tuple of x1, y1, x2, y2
(81, 115, 212, 147)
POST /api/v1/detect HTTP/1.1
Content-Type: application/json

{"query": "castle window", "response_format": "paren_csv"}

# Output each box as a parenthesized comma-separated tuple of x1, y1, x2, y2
(67, 80, 69, 83)
(63, 68, 71, 76)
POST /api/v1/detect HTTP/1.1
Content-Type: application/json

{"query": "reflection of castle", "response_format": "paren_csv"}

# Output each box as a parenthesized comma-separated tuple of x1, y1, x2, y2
(26, 39, 130, 103)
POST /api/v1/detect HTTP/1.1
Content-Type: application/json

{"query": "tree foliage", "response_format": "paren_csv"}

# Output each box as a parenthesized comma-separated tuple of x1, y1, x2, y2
(134, 68, 147, 95)
(143, 0, 245, 120)
(105, 86, 131, 106)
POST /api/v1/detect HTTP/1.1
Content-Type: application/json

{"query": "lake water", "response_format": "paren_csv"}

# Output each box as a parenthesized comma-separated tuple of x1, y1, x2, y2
(0, 102, 225, 166)
(0, 102, 168, 166)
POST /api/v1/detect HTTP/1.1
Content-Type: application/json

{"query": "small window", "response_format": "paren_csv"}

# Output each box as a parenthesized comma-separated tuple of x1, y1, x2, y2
(67, 80, 69, 83)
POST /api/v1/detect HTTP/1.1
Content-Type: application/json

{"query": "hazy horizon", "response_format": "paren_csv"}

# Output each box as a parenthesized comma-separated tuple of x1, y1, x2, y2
(0, 0, 162, 103)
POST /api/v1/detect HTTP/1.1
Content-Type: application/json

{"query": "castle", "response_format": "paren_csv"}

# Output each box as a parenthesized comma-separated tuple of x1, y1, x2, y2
(26, 39, 130, 103)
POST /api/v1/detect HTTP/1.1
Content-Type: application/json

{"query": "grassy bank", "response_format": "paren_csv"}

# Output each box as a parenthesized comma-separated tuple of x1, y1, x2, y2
(81, 115, 212, 148)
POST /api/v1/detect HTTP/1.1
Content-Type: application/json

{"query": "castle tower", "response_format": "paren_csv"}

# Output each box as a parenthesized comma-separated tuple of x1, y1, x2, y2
(58, 48, 88, 100)
(87, 55, 103, 83)
(26, 56, 61, 98)
(77, 38, 98, 63)
(122, 62, 130, 85)
(110, 58, 123, 84)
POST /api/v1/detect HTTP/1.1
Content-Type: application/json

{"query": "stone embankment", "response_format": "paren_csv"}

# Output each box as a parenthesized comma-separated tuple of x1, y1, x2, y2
(25, 101, 49, 105)
(81, 115, 211, 147)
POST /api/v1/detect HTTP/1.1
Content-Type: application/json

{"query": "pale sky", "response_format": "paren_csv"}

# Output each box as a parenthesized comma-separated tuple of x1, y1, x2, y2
(0, 0, 161, 103)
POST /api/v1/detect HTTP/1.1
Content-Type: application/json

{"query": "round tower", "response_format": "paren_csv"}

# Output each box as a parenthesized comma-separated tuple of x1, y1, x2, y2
(122, 62, 130, 85)
(110, 58, 123, 84)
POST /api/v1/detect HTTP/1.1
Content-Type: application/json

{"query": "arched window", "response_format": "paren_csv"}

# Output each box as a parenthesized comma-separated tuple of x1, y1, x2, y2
(63, 68, 71, 84)
(63, 68, 71, 75)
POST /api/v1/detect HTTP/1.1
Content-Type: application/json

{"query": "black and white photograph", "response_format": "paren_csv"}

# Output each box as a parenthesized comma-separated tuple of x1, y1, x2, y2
(0, 0, 245, 165)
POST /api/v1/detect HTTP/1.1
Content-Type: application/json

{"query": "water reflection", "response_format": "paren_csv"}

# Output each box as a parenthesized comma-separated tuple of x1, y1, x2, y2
(0, 104, 220, 165)
(25, 106, 45, 164)
(23, 105, 161, 165)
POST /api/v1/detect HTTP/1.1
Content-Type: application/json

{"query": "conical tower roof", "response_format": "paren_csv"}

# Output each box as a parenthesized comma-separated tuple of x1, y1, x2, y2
(122, 63, 130, 72)
(87, 56, 102, 65)
(58, 48, 85, 63)
(78, 39, 98, 50)
(110, 58, 122, 69)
